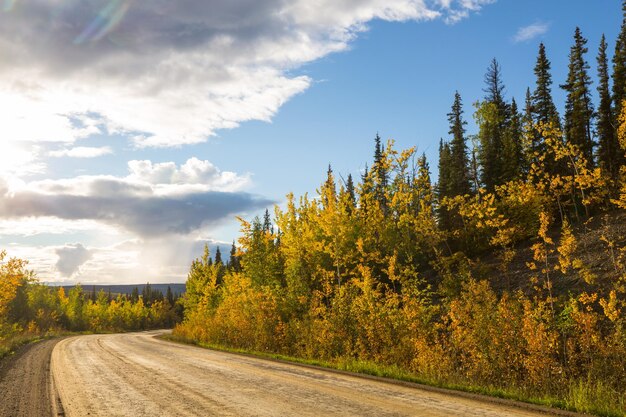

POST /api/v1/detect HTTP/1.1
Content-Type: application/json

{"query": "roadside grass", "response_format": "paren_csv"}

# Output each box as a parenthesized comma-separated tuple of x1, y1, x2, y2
(0, 332, 59, 360)
(566, 379, 625, 417)
(162, 333, 625, 417)
(0, 328, 98, 361)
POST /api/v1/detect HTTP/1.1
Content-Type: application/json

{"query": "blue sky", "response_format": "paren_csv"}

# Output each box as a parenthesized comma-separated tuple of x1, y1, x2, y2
(0, 0, 620, 283)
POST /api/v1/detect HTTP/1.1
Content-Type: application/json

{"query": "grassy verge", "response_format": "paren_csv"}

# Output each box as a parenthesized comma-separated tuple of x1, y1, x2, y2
(162, 333, 624, 417)
(0, 332, 65, 360)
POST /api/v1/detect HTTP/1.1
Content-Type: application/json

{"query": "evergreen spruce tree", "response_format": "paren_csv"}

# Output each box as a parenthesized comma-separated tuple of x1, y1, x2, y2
(501, 98, 523, 182)
(476, 100, 501, 191)
(598, 34, 623, 186)
(345, 173, 356, 209)
(338, 173, 357, 216)
(522, 87, 538, 173)
(215, 246, 222, 265)
(532, 43, 563, 176)
(322, 164, 337, 209)
(447, 92, 472, 196)
(532, 43, 561, 128)
(262, 209, 272, 233)
(477, 59, 511, 191)
(437, 139, 452, 230)
(613, 0, 626, 116)
(228, 241, 241, 272)
(561, 27, 595, 165)
(484, 58, 508, 114)
(373, 134, 389, 215)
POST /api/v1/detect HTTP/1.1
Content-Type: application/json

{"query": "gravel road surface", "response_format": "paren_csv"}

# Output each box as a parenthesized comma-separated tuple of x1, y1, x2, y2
(49, 331, 568, 417)
(0, 338, 61, 417)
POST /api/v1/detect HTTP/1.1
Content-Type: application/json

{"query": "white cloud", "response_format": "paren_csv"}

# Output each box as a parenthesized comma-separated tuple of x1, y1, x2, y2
(437, 0, 496, 23)
(0, 158, 268, 238)
(55, 243, 93, 277)
(0, 0, 496, 149)
(127, 157, 250, 194)
(50, 146, 113, 158)
(513, 22, 549, 43)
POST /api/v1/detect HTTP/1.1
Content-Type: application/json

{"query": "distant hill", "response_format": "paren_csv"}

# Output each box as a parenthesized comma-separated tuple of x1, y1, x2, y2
(53, 283, 186, 297)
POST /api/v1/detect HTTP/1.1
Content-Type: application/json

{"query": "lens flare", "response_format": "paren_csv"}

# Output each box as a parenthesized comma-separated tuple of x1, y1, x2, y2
(74, 0, 130, 44)
(3, 0, 17, 12)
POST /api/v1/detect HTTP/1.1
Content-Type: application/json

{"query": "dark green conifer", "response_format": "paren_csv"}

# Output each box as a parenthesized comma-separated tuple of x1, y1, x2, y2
(262, 209, 272, 233)
(373, 134, 389, 215)
(501, 98, 523, 183)
(447, 92, 472, 196)
(613, 0, 626, 115)
(598, 34, 623, 186)
(215, 246, 222, 265)
(228, 241, 241, 272)
(532, 43, 561, 128)
(478, 59, 511, 191)
(345, 173, 356, 209)
(437, 139, 452, 230)
(484, 58, 508, 114)
(561, 27, 594, 165)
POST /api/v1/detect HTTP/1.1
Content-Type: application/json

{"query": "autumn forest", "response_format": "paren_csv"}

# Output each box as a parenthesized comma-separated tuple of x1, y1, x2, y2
(174, 5, 626, 416)
(2, 2, 626, 417)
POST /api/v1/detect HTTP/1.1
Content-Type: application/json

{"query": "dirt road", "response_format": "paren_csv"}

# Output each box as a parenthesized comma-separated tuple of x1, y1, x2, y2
(48, 331, 576, 417)
(0, 338, 61, 417)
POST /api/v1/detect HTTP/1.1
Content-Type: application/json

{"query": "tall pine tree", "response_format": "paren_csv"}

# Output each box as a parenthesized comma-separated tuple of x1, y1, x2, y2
(477, 59, 512, 191)
(532, 43, 563, 176)
(561, 27, 594, 165)
(613, 0, 626, 116)
(228, 241, 241, 272)
(522, 87, 538, 173)
(373, 133, 389, 215)
(214, 246, 222, 265)
(532, 43, 561, 128)
(437, 139, 453, 230)
(447, 92, 472, 197)
(501, 98, 523, 183)
(344, 173, 356, 214)
(598, 34, 622, 185)
(483, 58, 508, 115)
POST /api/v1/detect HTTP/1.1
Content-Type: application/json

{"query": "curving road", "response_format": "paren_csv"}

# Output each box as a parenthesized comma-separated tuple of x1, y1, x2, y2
(45, 331, 577, 417)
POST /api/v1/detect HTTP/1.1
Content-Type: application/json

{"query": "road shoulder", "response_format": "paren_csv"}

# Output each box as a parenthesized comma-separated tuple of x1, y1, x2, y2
(0, 338, 62, 417)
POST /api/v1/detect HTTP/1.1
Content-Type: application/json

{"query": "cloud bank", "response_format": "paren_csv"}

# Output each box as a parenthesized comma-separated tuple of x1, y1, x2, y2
(0, 158, 270, 238)
(0, 0, 497, 148)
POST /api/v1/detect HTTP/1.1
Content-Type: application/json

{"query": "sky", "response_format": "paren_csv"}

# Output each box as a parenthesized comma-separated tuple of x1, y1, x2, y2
(0, 0, 620, 284)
